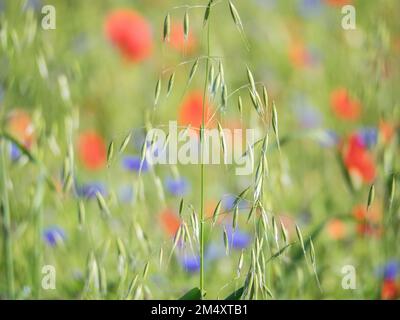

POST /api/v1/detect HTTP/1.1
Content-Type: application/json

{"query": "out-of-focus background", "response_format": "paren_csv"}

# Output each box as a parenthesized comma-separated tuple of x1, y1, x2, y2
(0, 0, 399, 299)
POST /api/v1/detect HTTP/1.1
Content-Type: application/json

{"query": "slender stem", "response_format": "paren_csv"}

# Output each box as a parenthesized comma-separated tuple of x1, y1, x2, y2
(200, 12, 212, 299)
(0, 140, 15, 299)
(32, 168, 45, 299)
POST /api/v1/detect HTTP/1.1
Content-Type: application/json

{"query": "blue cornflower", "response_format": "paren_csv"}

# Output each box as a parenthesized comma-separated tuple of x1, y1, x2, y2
(298, 0, 323, 17)
(222, 194, 248, 212)
(121, 155, 150, 172)
(76, 182, 107, 199)
(318, 129, 339, 148)
(165, 177, 190, 197)
(225, 227, 251, 250)
(43, 226, 66, 247)
(9, 143, 21, 162)
(181, 254, 200, 273)
(379, 261, 400, 281)
(357, 127, 378, 149)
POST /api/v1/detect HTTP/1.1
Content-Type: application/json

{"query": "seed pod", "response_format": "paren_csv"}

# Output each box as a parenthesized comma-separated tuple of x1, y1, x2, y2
(389, 175, 396, 205)
(96, 192, 111, 217)
(233, 205, 239, 229)
(223, 227, 229, 255)
(280, 221, 288, 245)
(367, 184, 375, 211)
(212, 73, 221, 96)
(183, 10, 189, 41)
(237, 250, 244, 277)
(107, 140, 114, 167)
(217, 122, 227, 161)
(78, 200, 85, 227)
(219, 61, 225, 85)
(238, 96, 243, 114)
(262, 86, 269, 109)
(119, 132, 131, 154)
(163, 13, 170, 42)
(140, 140, 147, 172)
(249, 88, 262, 116)
(309, 238, 316, 266)
(117, 238, 126, 258)
(272, 101, 280, 150)
(167, 72, 175, 97)
(126, 275, 138, 299)
(212, 200, 222, 226)
(142, 262, 149, 279)
(221, 84, 228, 109)
(159, 247, 163, 267)
(188, 58, 199, 84)
(247, 205, 255, 222)
(228, 1, 244, 34)
(208, 65, 214, 90)
(154, 77, 161, 106)
(179, 198, 185, 217)
(246, 67, 256, 93)
(295, 225, 306, 255)
(203, 0, 214, 26)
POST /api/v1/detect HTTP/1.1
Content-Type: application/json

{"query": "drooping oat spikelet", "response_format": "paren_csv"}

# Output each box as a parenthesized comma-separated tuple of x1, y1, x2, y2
(154, 77, 161, 106)
(183, 10, 189, 41)
(77, 200, 85, 227)
(119, 132, 131, 154)
(107, 140, 114, 167)
(188, 58, 199, 85)
(212, 200, 222, 226)
(163, 13, 170, 42)
(367, 184, 375, 211)
(203, 0, 214, 26)
(167, 72, 175, 97)
(96, 191, 111, 218)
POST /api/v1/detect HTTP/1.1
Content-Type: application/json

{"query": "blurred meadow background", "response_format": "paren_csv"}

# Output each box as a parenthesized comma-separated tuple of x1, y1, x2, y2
(0, 0, 399, 299)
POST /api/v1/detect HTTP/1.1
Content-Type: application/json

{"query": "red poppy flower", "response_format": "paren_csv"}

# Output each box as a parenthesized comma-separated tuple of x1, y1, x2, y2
(169, 22, 197, 54)
(77, 131, 107, 171)
(159, 208, 181, 237)
(381, 279, 398, 300)
(104, 9, 153, 62)
(326, 219, 347, 240)
(331, 88, 361, 121)
(6, 109, 34, 148)
(342, 134, 376, 183)
(325, 0, 352, 6)
(178, 91, 212, 130)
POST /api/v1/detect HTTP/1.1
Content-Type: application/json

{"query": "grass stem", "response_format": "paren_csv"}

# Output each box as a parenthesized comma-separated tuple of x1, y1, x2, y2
(200, 10, 212, 299)
(0, 140, 15, 299)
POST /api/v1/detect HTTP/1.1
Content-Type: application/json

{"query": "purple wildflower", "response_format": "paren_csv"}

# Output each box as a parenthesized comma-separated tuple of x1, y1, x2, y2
(225, 226, 251, 250)
(318, 129, 339, 148)
(222, 194, 248, 212)
(122, 155, 150, 172)
(378, 261, 400, 281)
(357, 127, 378, 149)
(43, 226, 66, 247)
(181, 254, 200, 273)
(76, 182, 107, 199)
(9, 143, 21, 162)
(165, 177, 190, 197)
